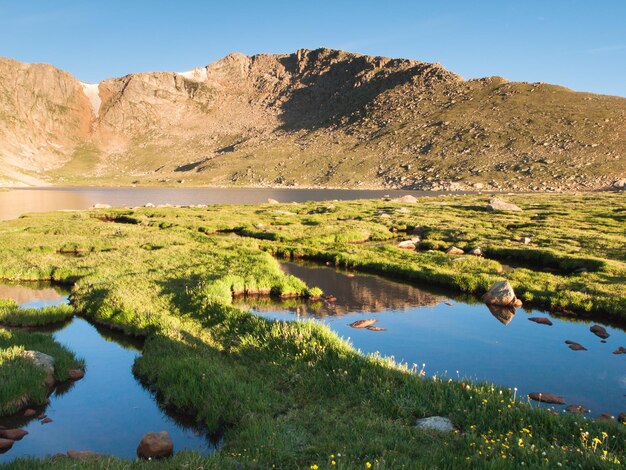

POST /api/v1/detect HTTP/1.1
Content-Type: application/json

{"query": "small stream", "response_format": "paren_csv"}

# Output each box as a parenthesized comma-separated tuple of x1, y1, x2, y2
(0, 284, 218, 462)
(241, 261, 626, 418)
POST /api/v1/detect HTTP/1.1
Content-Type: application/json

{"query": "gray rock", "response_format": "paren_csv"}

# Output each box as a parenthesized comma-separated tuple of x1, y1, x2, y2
(397, 240, 417, 250)
(91, 203, 111, 209)
(392, 195, 418, 203)
(416, 416, 455, 432)
(22, 351, 55, 387)
(486, 197, 522, 212)
(481, 280, 519, 307)
(468, 247, 483, 256)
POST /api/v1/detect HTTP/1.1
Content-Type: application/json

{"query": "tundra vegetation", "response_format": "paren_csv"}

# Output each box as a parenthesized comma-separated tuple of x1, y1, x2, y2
(0, 193, 624, 469)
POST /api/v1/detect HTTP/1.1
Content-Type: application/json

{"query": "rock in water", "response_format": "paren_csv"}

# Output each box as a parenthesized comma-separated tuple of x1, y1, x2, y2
(415, 416, 455, 432)
(0, 439, 14, 453)
(366, 326, 386, 331)
(349, 319, 377, 329)
(0, 429, 28, 440)
(566, 404, 590, 414)
(590, 324, 609, 339)
(528, 392, 565, 404)
(565, 340, 587, 351)
(482, 280, 520, 307)
(67, 450, 100, 460)
(22, 350, 55, 387)
(486, 197, 522, 212)
(137, 431, 174, 459)
(612, 347, 626, 355)
(528, 317, 553, 326)
(68, 369, 85, 380)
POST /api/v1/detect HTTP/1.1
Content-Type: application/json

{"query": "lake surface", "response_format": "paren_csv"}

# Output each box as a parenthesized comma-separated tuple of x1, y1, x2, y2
(0, 286, 218, 462)
(242, 262, 626, 417)
(0, 187, 447, 221)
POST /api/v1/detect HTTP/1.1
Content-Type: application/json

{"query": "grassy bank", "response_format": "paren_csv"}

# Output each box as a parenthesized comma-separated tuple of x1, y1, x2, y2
(0, 193, 624, 468)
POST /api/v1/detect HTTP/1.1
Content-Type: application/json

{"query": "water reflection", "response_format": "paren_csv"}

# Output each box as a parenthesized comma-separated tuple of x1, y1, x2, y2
(0, 283, 219, 462)
(0, 187, 449, 221)
(0, 282, 69, 309)
(246, 261, 626, 417)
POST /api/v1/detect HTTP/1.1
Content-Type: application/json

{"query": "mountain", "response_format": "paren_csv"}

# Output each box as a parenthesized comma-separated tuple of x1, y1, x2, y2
(0, 48, 625, 190)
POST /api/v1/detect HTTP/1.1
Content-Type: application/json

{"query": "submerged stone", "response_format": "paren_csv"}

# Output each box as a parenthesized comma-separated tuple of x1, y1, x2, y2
(349, 319, 377, 329)
(590, 324, 609, 339)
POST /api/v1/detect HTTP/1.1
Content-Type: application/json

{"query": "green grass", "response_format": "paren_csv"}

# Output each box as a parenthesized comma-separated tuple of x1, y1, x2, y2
(0, 300, 74, 327)
(0, 194, 624, 468)
(0, 329, 84, 416)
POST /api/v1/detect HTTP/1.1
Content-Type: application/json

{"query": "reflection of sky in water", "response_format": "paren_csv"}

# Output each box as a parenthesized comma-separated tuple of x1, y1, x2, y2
(248, 262, 626, 417)
(0, 282, 219, 462)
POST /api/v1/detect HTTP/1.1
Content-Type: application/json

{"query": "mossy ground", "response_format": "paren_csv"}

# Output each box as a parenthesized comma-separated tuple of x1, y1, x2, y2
(0, 193, 624, 468)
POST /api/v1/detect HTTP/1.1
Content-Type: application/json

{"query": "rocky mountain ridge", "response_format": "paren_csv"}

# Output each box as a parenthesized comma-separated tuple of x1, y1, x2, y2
(0, 48, 624, 190)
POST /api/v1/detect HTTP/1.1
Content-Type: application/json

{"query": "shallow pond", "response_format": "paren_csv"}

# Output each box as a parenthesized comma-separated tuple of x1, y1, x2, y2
(0, 286, 218, 462)
(0, 187, 451, 221)
(242, 262, 626, 418)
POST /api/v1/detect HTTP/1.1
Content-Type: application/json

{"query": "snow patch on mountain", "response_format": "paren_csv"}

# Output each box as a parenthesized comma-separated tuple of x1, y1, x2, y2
(80, 82, 101, 116)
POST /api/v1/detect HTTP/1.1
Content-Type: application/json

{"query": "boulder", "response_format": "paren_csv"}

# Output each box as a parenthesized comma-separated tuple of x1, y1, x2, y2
(481, 280, 519, 307)
(68, 369, 85, 380)
(590, 324, 609, 339)
(22, 351, 55, 387)
(415, 416, 455, 432)
(267, 198, 279, 204)
(566, 405, 590, 414)
(446, 246, 464, 255)
(397, 240, 416, 250)
(528, 317, 553, 326)
(486, 197, 522, 212)
(0, 429, 28, 440)
(612, 179, 626, 189)
(137, 431, 174, 459)
(468, 247, 483, 256)
(349, 319, 377, 329)
(521, 237, 532, 245)
(528, 392, 565, 404)
(0, 439, 13, 453)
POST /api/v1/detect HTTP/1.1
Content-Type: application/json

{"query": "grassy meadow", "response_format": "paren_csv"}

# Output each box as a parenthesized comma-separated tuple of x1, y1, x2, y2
(0, 193, 624, 468)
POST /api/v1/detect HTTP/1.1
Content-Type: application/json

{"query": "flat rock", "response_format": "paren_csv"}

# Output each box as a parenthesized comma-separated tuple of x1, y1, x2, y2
(23, 408, 37, 417)
(565, 340, 587, 351)
(446, 246, 464, 255)
(137, 431, 174, 459)
(590, 324, 609, 339)
(349, 319, 377, 329)
(67, 450, 100, 460)
(0, 429, 28, 440)
(415, 416, 455, 432)
(392, 195, 418, 203)
(92, 203, 111, 209)
(0, 439, 13, 453)
(41, 418, 53, 424)
(528, 392, 565, 404)
(566, 404, 590, 414)
(482, 280, 518, 307)
(612, 347, 626, 355)
(366, 326, 386, 331)
(528, 317, 553, 326)
(486, 197, 522, 212)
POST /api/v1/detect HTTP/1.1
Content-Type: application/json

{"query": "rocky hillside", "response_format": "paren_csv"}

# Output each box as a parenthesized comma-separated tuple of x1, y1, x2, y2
(0, 49, 625, 190)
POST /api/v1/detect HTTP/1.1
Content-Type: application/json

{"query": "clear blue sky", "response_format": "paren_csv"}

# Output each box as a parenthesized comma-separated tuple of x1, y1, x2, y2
(1, 0, 625, 96)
